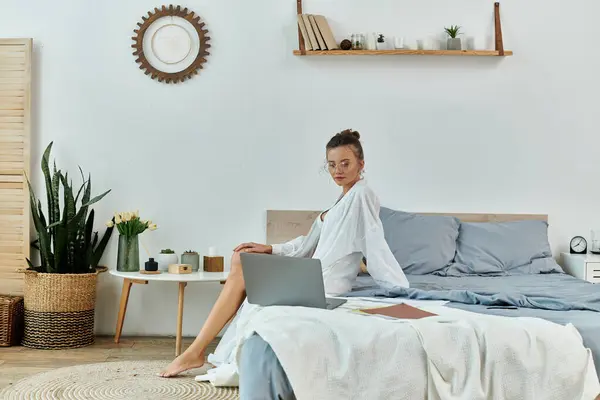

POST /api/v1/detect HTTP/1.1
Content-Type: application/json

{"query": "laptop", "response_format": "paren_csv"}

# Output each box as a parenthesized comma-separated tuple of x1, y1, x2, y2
(240, 252, 347, 310)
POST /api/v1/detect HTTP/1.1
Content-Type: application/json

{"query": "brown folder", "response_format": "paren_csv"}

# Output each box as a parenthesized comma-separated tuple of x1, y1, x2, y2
(360, 303, 437, 319)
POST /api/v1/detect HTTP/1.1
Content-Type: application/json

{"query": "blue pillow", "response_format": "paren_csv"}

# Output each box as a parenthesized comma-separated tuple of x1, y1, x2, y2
(379, 207, 460, 275)
(437, 220, 563, 276)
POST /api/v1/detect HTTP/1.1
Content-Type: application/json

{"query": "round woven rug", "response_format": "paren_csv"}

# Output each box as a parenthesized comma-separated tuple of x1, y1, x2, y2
(0, 360, 239, 400)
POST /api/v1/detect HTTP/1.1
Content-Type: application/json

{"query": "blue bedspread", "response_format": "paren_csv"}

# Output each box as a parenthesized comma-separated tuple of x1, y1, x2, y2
(239, 272, 600, 400)
(349, 273, 600, 312)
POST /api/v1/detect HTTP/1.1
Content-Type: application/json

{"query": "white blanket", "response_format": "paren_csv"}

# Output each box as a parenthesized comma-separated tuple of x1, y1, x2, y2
(225, 301, 600, 400)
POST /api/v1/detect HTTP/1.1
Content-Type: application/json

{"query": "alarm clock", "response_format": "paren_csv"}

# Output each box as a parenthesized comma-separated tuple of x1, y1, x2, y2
(570, 236, 587, 254)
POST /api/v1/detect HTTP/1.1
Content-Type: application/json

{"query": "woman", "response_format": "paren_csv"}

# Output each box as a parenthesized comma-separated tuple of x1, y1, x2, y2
(159, 129, 409, 378)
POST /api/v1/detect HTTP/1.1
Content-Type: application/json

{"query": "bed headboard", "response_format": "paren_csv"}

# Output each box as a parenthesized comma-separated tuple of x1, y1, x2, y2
(266, 210, 548, 244)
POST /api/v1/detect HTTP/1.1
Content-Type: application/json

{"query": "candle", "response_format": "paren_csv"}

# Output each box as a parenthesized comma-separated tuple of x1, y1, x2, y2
(208, 246, 217, 257)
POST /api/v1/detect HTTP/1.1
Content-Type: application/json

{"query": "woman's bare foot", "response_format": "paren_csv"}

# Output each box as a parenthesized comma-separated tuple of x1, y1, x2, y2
(158, 350, 205, 378)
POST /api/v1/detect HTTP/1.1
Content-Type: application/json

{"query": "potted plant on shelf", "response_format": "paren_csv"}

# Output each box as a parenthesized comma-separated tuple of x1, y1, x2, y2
(111, 211, 157, 272)
(444, 25, 462, 50)
(22, 142, 113, 349)
(376, 34, 386, 50)
(181, 250, 200, 272)
(158, 249, 178, 271)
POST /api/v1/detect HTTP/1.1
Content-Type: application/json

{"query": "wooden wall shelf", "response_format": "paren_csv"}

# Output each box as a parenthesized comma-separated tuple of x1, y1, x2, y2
(293, 49, 513, 57)
(295, 1, 512, 58)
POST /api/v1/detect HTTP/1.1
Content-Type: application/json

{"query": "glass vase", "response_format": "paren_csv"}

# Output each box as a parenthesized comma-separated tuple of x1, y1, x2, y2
(117, 234, 140, 272)
(591, 230, 600, 254)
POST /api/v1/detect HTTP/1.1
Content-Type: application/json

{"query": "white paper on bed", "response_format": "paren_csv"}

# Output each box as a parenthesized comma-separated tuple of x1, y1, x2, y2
(228, 305, 600, 400)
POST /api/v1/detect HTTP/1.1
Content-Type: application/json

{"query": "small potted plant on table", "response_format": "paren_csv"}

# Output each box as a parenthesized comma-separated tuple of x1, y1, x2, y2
(181, 250, 200, 272)
(444, 25, 462, 50)
(158, 249, 178, 271)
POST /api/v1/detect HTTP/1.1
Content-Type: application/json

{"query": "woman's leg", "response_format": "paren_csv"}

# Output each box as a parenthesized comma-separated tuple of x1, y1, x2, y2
(159, 251, 247, 377)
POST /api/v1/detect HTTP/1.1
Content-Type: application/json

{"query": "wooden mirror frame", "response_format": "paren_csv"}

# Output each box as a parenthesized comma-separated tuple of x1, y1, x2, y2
(131, 5, 211, 84)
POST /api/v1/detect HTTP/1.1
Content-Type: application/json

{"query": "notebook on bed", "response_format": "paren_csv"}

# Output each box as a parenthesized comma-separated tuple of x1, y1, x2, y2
(360, 303, 437, 319)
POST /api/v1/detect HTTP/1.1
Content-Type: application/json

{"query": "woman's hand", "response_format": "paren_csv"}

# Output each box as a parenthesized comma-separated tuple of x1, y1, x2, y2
(234, 242, 273, 254)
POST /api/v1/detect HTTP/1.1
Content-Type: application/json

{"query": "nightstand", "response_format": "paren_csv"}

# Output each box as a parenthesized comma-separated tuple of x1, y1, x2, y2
(560, 252, 600, 283)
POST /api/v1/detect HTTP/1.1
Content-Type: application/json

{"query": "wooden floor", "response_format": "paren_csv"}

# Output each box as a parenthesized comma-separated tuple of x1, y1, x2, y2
(0, 336, 218, 390)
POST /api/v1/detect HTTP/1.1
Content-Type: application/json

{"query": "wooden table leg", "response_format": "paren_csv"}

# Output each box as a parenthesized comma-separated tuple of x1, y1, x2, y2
(176, 282, 187, 356)
(114, 278, 148, 344)
(115, 279, 133, 344)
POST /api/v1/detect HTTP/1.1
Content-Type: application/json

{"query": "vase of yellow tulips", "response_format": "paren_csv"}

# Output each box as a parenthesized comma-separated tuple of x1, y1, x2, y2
(108, 211, 157, 272)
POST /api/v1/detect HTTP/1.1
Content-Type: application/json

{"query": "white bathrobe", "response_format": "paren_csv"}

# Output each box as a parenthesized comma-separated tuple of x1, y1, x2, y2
(201, 179, 409, 384)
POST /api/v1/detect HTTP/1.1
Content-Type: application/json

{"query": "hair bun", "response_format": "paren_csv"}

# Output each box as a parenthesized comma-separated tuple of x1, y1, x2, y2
(340, 129, 360, 140)
(326, 129, 365, 161)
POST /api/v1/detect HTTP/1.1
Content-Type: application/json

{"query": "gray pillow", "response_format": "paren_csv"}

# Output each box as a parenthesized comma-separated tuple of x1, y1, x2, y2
(379, 207, 460, 275)
(438, 220, 564, 276)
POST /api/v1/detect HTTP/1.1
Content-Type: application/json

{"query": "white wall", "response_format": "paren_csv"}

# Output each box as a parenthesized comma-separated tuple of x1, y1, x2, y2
(1, 0, 598, 336)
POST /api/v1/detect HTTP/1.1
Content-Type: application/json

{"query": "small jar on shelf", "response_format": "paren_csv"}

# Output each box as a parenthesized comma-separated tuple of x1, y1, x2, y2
(351, 33, 364, 50)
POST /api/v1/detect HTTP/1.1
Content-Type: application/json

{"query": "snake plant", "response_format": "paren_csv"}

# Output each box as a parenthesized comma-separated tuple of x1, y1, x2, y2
(26, 142, 114, 274)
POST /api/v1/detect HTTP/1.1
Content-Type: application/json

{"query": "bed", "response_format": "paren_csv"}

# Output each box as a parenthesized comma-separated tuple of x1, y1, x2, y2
(234, 209, 600, 400)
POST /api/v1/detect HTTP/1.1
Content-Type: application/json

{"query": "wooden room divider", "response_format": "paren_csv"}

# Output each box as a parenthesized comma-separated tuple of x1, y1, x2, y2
(0, 39, 32, 295)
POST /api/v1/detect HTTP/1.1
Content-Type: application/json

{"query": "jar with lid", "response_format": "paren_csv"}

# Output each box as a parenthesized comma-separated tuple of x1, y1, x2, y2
(352, 34, 364, 50)
(358, 34, 365, 50)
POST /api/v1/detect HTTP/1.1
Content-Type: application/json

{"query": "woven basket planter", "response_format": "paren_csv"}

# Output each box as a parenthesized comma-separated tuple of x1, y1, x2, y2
(20, 266, 107, 349)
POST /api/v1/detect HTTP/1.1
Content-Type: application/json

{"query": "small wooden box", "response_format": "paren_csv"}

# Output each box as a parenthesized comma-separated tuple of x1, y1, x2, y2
(204, 256, 224, 272)
(168, 264, 192, 274)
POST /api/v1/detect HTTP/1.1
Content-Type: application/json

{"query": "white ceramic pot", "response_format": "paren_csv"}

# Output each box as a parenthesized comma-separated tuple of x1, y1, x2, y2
(447, 38, 462, 50)
(157, 253, 178, 271)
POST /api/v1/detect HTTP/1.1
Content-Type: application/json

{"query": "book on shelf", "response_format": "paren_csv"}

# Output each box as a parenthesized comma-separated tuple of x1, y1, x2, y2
(297, 14, 339, 51)
(296, 15, 313, 51)
(314, 15, 339, 50)
(301, 14, 320, 50)
(308, 15, 327, 50)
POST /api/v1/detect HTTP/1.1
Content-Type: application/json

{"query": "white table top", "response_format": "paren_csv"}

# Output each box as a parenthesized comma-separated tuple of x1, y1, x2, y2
(109, 269, 229, 282)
